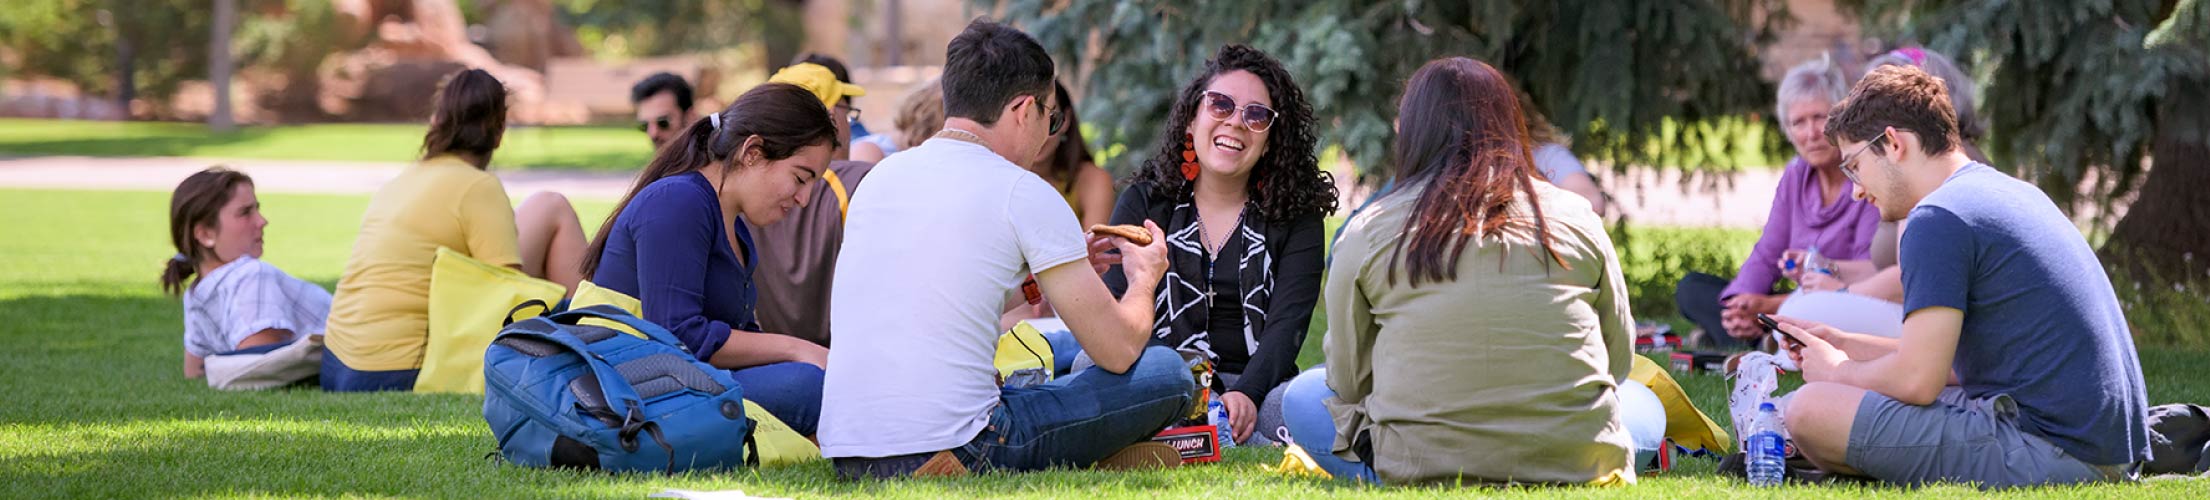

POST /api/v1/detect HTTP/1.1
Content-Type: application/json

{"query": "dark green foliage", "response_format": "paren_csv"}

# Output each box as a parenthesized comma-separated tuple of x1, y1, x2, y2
(1843, 0, 2210, 219)
(0, 0, 216, 106)
(988, 0, 1793, 178)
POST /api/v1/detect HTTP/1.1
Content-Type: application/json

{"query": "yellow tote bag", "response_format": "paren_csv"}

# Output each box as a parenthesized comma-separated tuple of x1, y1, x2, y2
(419, 247, 565, 394)
(1629, 355, 1733, 454)
(569, 280, 646, 338)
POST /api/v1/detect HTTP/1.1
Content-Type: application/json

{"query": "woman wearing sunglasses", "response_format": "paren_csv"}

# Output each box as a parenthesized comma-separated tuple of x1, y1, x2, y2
(1095, 44, 1337, 446)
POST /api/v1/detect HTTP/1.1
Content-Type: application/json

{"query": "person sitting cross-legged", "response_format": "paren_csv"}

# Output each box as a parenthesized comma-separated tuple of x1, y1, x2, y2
(1775, 65, 2148, 489)
(817, 19, 1195, 479)
(1280, 57, 1658, 486)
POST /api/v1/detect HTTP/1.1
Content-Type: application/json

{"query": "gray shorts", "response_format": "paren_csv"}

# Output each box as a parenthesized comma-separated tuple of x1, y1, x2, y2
(1846, 387, 2132, 489)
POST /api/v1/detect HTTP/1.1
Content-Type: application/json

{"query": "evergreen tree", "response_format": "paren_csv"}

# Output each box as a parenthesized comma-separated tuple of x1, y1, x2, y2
(1846, 0, 2210, 284)
(988, 0, 1794, 178)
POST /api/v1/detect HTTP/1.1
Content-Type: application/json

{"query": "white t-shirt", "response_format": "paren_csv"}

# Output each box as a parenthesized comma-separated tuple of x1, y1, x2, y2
(1532, 143, 1589, 182)
(819, 138, 1089, 458)
(183, 255, 333, 356)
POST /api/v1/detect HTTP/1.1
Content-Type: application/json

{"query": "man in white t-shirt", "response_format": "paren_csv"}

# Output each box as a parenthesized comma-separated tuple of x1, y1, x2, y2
(820, 19, 1193, 478)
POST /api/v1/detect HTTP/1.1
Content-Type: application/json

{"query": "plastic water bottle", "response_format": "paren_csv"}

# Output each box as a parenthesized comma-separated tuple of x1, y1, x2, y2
(1746, 402, 1787, 486)
(1802, 245, 1836, 277)
(1207, 399, 1237, 448)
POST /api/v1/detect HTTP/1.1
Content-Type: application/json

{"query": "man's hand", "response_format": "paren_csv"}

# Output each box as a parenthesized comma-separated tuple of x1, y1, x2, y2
(1111, 220, 1169, 285)
(1781, 320, 1848, 382)
(1221, 391, 1258, 442)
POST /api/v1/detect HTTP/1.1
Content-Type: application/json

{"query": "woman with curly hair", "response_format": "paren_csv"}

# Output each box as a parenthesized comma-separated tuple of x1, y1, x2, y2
(1097, 44, 1337, 446)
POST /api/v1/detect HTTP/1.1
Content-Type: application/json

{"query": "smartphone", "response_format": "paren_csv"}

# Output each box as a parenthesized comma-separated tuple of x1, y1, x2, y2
(1756, 313, 1803, 346)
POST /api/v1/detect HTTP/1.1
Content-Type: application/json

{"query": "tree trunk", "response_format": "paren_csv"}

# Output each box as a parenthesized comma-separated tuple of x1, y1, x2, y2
(115, 27, 135, 117)
(2104, 80, 2210, 285)
(209, 0, 237, 132)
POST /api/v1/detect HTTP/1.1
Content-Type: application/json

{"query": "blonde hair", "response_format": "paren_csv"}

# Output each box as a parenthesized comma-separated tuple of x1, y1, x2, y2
(894, 78, 945, 150)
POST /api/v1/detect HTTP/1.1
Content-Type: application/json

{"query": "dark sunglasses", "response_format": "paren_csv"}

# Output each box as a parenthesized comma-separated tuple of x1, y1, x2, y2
(1036, 94, 1067, 137)
(637, 116, 673, 133)
(1202, 90, 1275, 133)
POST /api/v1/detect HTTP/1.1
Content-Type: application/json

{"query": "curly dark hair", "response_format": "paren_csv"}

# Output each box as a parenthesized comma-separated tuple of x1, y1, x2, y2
(1131, 45, 1336, 223)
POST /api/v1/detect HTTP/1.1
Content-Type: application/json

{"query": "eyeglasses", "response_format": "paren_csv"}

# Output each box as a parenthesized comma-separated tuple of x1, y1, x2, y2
(636, 116, 673, 133)
(1836, 132, 1887, 186)
(1202, 90, 1276, 133)
(836, 103, 862, 125)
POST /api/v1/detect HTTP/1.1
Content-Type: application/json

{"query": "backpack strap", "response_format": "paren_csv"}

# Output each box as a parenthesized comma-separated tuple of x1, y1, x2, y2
(503, 298, 555, 327)
(824, 168, 850, 218)
(546, 305, 691, 353)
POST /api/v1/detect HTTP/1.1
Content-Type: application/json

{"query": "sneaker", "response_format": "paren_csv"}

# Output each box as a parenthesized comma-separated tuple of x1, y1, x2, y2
(911, 450, 970, 478)
(1095, 442, 1182, 471)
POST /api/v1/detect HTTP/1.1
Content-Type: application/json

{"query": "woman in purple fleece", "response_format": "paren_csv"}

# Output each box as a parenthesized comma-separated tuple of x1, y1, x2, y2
(1674, 56, 1882, 348)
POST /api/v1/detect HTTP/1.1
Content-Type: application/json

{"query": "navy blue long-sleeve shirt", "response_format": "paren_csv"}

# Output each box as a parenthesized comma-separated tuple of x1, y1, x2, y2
(592, 172, 759, 360)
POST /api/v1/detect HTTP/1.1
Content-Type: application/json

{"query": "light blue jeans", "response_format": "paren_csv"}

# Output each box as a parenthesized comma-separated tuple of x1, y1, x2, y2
(1279, 367, 1667, 483)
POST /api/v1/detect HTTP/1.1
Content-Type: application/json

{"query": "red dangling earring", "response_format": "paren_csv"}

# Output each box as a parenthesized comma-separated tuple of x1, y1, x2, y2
(1180, 133, 1200, 181)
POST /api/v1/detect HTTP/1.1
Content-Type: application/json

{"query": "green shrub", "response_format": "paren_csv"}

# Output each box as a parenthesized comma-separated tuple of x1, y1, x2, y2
(1613, 226, 1761, 323)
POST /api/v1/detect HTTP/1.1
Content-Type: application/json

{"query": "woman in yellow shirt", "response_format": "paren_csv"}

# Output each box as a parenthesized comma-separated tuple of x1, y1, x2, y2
(321, 69, 589, 392)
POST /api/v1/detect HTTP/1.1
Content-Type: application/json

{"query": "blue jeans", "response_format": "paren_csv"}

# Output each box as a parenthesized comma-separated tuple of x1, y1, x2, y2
(1281, 367, 1670, 483)
(728, 361, 825, 437)
(1280, 367, 1380, 483)
(319, 351, 419, 392)
(834, 345, 1194, 478)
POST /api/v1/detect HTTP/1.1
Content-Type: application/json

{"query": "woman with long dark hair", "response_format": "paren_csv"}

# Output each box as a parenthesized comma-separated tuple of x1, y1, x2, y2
(583, 83, 839, 435)
(321, 69, 588, 392)
(1027, 81, 1115, 228)
(1091, 45, 1336, 446)
(1278, 57, 1655, 485)
(163, 167, 331, 379)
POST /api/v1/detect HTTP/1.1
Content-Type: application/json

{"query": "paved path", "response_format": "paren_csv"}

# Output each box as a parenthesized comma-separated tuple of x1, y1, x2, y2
(0, 155, 636, 200)
(0, 155, 1790, 228)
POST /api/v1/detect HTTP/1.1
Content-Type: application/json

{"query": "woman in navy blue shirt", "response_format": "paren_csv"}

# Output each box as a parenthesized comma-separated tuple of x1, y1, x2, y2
(582, 83, 839, 435)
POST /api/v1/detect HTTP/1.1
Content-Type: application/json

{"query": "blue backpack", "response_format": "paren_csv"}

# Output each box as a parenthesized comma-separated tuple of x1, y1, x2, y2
(482, 305, 757, 473)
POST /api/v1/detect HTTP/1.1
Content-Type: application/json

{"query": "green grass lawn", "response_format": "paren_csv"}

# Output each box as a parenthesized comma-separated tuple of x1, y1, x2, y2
(0, 118, 654, 171)
(2, 188, 2205, 498)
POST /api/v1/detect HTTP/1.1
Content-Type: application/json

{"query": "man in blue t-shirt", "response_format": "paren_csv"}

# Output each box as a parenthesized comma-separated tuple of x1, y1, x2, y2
(1772, 65, 2148, 488)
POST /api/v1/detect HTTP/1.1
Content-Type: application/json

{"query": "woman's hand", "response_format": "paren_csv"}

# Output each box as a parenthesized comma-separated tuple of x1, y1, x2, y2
(1084, 233, 1122, 276)
(783, 335, 830, 369)
(1798, 271, 1847, 292)
(1221, 390, 1258, 443)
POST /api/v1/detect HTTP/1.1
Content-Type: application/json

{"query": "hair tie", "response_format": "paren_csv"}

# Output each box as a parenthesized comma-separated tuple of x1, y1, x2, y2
(708, 113, 723, 131)
(171, 253, 190, 264)
(1893, 47, 1928, 67)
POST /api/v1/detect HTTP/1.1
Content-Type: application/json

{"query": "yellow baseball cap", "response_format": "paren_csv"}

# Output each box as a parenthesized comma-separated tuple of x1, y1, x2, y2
(767, 63, 866, 110)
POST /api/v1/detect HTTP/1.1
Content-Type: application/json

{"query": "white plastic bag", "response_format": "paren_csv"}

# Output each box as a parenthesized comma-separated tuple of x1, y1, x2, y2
(1727, 351, 1790, 449)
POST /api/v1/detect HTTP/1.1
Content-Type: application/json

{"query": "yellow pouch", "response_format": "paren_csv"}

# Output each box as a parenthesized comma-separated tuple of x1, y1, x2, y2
(1273, 443, 1333, 479)
(419, 247, 565, 394)
(993, 321, 1055, 383)
(1629, 355, 1733, 453)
